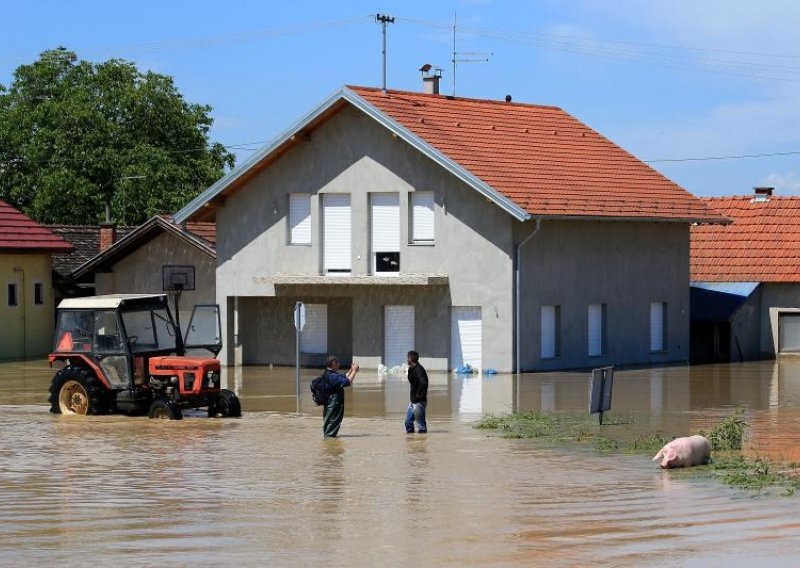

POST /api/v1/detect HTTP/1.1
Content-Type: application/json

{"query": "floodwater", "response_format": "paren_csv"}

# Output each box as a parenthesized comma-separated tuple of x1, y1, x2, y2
(1, 359, 800, 566)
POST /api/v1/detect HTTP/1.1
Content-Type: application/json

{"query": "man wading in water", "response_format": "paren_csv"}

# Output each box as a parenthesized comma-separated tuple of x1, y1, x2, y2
(405, 350, 428, 434)
(322, 355, 360, 438)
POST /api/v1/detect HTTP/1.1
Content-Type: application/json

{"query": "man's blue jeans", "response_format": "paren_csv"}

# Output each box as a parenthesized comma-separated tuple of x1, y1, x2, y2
(405, 401, 427, 433)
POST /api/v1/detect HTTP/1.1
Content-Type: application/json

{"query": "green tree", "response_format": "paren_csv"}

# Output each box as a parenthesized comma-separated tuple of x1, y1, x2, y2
(0, 48, 235, 224)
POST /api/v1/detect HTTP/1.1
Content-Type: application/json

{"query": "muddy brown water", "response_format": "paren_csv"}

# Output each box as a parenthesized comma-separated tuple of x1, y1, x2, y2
(1, 359, 800, 566)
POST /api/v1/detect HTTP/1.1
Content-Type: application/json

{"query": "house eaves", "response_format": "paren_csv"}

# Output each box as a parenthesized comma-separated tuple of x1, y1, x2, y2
(70, 216, 215, 281)
(173, 87, 531, 224)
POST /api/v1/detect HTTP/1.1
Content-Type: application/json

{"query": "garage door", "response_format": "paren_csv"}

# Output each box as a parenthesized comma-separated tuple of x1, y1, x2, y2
(300, 304, 328, 354)
(779, 313, 800, 353)
(451, 307, 482, 370)
(323, 194, 351, 274)
(385, 305, 414, 368)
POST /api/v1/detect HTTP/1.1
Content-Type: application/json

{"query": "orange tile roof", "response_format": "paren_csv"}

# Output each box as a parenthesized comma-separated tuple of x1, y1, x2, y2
(691, 196, 800, 282)
(0, 199, 72, 252)
(349, 86, 723, 222)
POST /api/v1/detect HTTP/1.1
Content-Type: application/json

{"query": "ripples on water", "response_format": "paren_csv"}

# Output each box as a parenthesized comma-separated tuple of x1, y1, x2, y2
(1, 359, 800, 566)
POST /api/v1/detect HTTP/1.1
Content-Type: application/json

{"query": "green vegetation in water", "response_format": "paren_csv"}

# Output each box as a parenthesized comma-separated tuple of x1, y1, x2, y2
(476, 409, 799, 496)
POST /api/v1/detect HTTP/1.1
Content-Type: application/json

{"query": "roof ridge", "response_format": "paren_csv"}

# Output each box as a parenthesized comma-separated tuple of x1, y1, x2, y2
(345, 84, 563, 112)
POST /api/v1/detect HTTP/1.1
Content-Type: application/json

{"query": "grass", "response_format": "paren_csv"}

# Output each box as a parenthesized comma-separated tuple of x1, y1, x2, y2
(476, 409, 799, 496)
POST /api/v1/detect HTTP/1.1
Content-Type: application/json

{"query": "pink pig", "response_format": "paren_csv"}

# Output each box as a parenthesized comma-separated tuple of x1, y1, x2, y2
(652, 435, 711, 469)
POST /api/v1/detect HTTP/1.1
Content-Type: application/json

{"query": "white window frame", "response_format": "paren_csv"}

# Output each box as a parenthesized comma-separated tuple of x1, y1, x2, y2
(540, 305, 560, 359)
(300, 304, 328, 354)
(288, 193, 311, 245)
(650, 302, 667, 353)
(410, 191, 435, 245)
(587, 303, 606, 357)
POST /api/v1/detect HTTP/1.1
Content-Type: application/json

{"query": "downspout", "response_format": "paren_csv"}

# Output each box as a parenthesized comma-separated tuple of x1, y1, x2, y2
(515, 218, 541, 374)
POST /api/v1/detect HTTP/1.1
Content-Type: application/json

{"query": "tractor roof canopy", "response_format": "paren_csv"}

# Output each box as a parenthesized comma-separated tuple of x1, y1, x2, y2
(58, 294, 168, 310)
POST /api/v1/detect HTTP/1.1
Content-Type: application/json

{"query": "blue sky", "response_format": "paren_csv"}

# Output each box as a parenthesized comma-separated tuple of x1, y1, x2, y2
(3, 0, 800, 197)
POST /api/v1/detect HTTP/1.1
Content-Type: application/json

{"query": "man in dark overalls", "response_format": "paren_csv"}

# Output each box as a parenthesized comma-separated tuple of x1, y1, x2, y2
(322, 355, 360, 438)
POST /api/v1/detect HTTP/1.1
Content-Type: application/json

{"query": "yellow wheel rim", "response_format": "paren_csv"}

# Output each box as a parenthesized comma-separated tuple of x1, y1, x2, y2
(58, 380, 89, 415)
(152, 405, 170, 419)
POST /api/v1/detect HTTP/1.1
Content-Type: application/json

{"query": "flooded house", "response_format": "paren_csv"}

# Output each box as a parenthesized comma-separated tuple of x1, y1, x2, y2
(174, 78, 724, 372)
(691, 187, 800, 362)
(0, 199, 72, 359)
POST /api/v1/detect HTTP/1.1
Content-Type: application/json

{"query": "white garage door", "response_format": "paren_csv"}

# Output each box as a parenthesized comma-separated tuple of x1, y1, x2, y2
(451, 307, 482, 370)
(300, 304, 327, 354)
(385, 305, 414, 368)
(323, 193, 351, 274)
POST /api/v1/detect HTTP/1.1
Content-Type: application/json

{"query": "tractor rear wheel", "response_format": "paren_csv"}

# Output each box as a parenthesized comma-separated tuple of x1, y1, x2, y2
(148, 398, 183, 420)
(49, 366, 109, 415)
(208, 389, 242, 418)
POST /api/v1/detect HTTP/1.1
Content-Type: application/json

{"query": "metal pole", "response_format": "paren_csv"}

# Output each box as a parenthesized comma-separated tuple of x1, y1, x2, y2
(295, 318, 300, 414)
(375, 14, 394, 93)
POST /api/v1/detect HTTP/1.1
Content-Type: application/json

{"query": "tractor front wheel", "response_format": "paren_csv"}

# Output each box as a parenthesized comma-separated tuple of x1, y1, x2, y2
(148, 398, 183, 420)
(49, 366, 109, 415)
(208, 389, 242, 418)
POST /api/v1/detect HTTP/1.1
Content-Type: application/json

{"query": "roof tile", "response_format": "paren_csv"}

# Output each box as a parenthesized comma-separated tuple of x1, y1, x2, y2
(0, 200, 72, 252)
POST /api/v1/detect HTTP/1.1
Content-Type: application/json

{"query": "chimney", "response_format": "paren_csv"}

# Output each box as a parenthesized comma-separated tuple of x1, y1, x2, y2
(753, 186, 774, 202)
(419, 64, 442, 95)
(99, 222, 117, 251)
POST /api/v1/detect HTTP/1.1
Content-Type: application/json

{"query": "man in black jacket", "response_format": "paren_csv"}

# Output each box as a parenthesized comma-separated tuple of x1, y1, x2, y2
(405, 350, 428, 434)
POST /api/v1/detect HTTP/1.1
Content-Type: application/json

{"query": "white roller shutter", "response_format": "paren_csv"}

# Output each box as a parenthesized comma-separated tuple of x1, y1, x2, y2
(289, 193, 311, 244)
(300, 304, 327, 354)
(385, 305, 414, 368)
(541, 305, 559, 359)
(451, 307, 482, 370)
(588, 304, 604, 356)
(779, 313, 800, 353)
(650, 302, 665, 352)
(323, 194, 351, 273)
(411, 192, 435, 243)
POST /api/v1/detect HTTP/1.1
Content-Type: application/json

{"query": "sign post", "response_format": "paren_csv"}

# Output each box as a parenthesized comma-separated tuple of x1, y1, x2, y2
(589, 366, 614, 426)
(293, 302, 306, 414)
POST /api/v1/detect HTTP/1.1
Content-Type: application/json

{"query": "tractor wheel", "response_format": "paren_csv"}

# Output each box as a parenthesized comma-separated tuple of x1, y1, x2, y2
(208, 389, 242, 418)
(49, 366, 109, 415)
(148, 398, 183, 420)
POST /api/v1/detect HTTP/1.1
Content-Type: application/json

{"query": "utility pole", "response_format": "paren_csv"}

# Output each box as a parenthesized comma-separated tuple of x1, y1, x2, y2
(375, 13, 395, 93)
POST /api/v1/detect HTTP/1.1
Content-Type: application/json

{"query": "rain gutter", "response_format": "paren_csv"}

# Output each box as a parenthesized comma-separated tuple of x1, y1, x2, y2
(515, 218, 542, 374)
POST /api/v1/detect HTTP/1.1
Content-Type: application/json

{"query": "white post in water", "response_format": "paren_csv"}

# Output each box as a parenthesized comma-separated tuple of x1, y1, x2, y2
(293, 301, 306, 414)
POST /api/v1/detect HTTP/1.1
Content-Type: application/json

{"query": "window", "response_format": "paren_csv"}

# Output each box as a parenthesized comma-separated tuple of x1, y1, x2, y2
(371, 193, 400, 274)
(7, 283, 18, 307)
(289, 193, 311, 245)
(34, 282, 44, 305)
(300, 304, 328, 354)
(588, 304, 606, 356)
(779, 313, 800, 353)
(540, 305, 560, 359)
(650, 302, 667, 353)
(410, 191, 435, 243)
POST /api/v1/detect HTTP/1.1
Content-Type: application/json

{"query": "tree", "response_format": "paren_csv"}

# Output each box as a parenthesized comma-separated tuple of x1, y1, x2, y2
(0, 48, 235, 224)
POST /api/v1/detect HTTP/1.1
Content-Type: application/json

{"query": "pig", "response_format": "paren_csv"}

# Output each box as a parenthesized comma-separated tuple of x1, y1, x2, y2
(652, 435, 712, 469)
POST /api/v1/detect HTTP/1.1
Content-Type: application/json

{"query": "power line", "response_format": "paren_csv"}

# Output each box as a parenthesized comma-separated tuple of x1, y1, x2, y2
(645, 149, 800, 163)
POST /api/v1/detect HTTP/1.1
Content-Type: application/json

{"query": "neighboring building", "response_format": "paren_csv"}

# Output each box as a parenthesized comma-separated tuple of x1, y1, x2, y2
(691, 187, 800, 362)
(68, 216, 216, 331)
(174, 82, 724, 372)
(49, 223, 134, 299)
(0, 200, 72, 359)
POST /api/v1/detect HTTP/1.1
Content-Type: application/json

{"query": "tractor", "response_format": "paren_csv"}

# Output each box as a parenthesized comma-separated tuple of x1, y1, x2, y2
(48, 294, 240, 420)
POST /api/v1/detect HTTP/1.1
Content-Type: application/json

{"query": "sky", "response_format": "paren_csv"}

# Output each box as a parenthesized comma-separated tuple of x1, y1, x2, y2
(2, 0, 800, 197)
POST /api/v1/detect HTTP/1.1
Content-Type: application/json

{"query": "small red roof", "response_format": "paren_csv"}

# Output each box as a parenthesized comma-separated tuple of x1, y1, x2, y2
(0, 200, 72, 252)
(691, 196, 800, 282)
(350, 86, 723, 222)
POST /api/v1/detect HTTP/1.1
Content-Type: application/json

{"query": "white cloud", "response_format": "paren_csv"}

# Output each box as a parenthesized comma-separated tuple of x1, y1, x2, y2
(760, 172, 800, 195)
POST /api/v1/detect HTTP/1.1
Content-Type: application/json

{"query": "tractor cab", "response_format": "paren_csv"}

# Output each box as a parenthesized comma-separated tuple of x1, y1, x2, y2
(49, 294, 239, 420)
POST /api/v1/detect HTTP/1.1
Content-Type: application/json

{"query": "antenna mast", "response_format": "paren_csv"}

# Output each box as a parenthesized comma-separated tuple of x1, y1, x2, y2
(451, 12, 492, 96)
(375, 13, 395, 93)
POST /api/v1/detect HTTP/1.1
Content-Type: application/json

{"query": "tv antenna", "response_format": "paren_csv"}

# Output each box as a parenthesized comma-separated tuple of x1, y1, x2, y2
(451, 12, 492, 96)
(375, 13, 395, 93)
